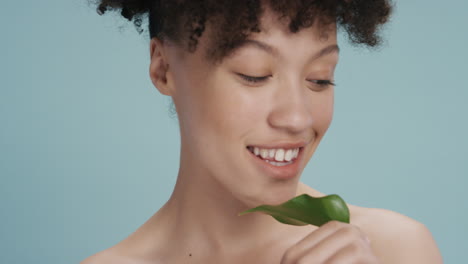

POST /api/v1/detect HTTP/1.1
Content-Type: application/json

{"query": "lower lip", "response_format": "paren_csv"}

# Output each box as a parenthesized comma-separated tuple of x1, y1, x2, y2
(247, 147, 303, 180)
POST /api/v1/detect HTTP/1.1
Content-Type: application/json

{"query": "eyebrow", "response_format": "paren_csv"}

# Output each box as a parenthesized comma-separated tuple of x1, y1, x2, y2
(239, 39, 340, 61)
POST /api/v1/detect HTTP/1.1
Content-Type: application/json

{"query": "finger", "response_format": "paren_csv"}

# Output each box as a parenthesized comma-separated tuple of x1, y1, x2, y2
(293, 224, 363, 263)
(292, 220, 346, 249)
(281, 221, 346, 263)
(324, 242, 378, 264)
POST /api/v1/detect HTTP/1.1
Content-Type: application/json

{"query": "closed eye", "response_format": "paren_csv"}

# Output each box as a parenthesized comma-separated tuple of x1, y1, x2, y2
(237, 73, 271, 83)
(307, 79, 336, 87)
(237, 74, 337, 89)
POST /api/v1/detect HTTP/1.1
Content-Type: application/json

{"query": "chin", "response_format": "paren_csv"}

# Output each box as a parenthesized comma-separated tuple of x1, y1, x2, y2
(242, 182, 299, 208)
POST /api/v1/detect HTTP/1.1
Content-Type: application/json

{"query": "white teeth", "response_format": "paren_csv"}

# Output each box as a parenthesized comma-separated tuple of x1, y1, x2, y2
(268, 149, 275, 158)
(275, 149, 285, 161)
(265, 160, 293, 166)
(260, 149, 269, 159)
(284, 149, 293, 161)
(293, 148, 299, 158)
(249, 146, 300, 162)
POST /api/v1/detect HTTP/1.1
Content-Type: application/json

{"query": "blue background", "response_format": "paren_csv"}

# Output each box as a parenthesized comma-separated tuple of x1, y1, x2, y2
(1, 0, 466, 263)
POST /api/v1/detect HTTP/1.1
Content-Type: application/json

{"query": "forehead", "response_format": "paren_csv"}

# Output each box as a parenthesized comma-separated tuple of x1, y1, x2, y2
(176, 4, 338, 66)
(231, 8, 336, 59)
(221, 27, 337, 68)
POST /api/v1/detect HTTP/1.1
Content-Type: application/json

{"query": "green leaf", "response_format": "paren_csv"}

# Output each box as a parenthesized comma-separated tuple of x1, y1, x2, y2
(238, 194, 350, 227)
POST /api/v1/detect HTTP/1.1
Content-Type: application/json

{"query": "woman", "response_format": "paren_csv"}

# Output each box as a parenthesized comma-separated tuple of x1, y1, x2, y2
(83, 0, 443, 263)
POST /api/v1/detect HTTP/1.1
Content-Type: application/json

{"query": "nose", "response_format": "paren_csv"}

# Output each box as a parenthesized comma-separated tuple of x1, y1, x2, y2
(267, 81, 315, 134)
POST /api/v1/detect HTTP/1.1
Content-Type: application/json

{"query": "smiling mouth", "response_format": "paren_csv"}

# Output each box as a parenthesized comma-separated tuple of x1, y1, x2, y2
(246, 146, 302, 166)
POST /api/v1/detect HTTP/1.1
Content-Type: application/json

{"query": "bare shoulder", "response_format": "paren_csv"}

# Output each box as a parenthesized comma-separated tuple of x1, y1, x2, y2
(80, 249, 156, 264)
(80, 250, 127, 264)
(352, 206, 443, 264)
(298, 184, 443, 263)
(80, 251, 115, 264)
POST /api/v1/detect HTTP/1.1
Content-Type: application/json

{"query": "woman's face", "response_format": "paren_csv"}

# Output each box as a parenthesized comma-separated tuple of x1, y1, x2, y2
(157, 8, 339, 206)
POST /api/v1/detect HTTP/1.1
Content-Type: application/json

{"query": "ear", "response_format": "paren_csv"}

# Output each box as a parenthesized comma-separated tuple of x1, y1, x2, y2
(149, 37, 174, 96)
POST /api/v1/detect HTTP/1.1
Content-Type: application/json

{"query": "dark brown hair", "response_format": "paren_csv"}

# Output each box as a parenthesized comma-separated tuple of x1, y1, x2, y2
(94, 0, 393, 63)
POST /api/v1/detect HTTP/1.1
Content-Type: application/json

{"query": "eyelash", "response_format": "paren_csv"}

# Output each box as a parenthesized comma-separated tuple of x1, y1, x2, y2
(238, 74, 336, 87)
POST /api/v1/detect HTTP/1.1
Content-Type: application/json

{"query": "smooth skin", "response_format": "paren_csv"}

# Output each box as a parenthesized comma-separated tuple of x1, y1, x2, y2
(82, 5, 443, 264)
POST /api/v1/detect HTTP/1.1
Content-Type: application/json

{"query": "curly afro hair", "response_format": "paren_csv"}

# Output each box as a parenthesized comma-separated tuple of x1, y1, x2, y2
(94, 0, 393, 63)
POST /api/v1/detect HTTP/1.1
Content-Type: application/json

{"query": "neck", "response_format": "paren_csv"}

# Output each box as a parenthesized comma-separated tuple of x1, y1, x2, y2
(158, 151, 306, 257)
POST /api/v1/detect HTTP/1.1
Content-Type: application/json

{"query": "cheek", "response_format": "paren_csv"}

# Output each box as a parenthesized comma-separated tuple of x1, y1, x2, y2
(206, 84, 260, 139)
(175, 71, 257, 142)
(312, 90, 334, 134)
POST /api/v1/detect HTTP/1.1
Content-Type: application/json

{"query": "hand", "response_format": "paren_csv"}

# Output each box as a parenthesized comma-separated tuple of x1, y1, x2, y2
(280, 220, 379, 264)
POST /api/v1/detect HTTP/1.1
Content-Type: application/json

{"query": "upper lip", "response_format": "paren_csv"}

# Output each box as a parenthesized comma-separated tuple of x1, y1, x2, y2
(247, 141, 308, 149)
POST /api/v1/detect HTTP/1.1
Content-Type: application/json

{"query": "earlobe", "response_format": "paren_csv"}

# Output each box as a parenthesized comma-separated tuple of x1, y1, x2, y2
(149, 38, 174, 96)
